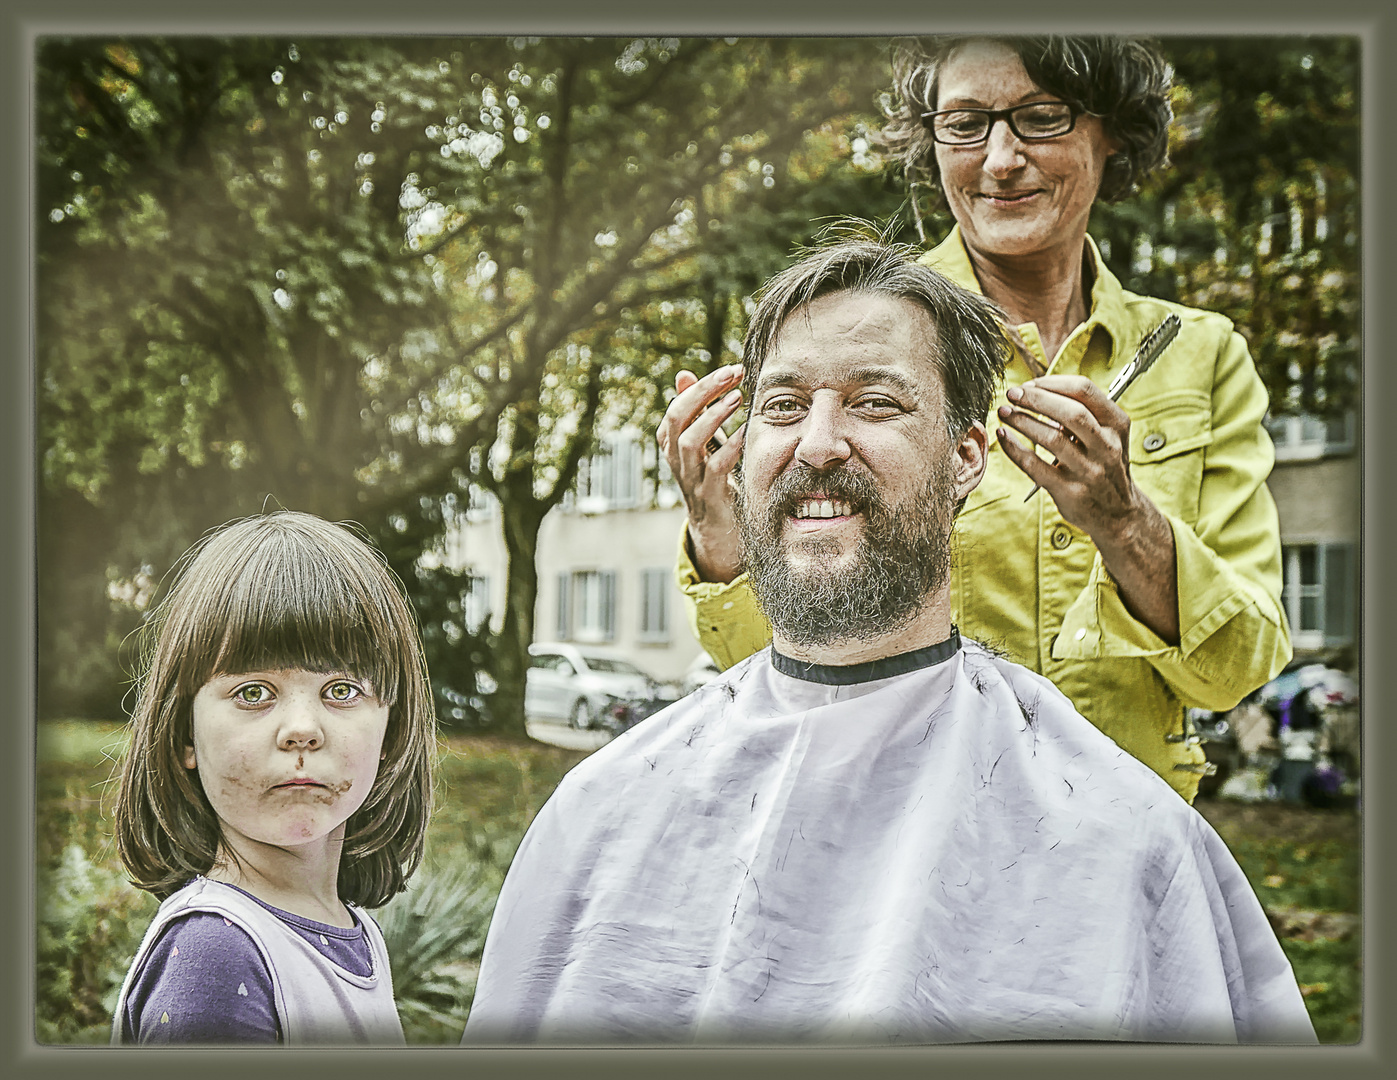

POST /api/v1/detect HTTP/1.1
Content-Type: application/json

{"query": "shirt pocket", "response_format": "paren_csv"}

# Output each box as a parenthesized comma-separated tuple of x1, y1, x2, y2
(1125, 388, 1213, 525)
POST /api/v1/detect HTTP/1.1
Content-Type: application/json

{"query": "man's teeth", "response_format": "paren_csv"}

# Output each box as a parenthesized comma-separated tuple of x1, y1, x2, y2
(794, 499, 852, 519)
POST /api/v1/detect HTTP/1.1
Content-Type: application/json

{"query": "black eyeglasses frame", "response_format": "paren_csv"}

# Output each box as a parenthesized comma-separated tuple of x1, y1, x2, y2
(920, 102, 1082, 146)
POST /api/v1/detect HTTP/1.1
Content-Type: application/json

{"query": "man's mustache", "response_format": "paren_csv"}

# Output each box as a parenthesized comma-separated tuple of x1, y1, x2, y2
(763, 464, 884, 521)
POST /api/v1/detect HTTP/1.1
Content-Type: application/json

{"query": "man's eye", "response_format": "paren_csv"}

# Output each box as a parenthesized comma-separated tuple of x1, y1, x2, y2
(762, 398, 803, 417)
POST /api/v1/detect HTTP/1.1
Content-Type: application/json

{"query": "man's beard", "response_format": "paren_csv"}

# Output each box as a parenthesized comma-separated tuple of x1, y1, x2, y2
(735, 458, 956, 648)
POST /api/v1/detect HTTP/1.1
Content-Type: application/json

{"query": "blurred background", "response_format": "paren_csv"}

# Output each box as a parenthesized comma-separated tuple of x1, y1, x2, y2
(34, 35, 1361, 1043)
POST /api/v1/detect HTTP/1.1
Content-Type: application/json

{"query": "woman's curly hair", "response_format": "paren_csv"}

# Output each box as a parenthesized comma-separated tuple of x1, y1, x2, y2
(881, 35, 1173, 208)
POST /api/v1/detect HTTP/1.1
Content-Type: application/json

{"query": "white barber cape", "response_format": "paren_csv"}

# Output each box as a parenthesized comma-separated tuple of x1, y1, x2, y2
(464, 633, 1315, 1045)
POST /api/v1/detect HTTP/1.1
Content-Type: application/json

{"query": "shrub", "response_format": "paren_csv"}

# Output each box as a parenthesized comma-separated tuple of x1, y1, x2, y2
(35, 843, 156, 1044)
(374, 858, 501, 1041)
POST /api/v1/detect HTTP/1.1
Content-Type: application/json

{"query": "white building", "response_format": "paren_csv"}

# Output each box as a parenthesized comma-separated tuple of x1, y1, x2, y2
(1264, 410, 1359, 664)
(441, 409, 1360, 686)
(442, 428, 705, 685)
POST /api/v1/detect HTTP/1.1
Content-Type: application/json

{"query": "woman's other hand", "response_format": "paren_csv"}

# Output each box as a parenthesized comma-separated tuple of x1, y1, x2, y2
(657, 366, 746, 584)
(996, 375, 1180, 644)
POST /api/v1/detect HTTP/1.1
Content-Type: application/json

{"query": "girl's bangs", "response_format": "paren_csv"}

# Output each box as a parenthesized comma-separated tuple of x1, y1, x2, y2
(194, 526, 402, 703)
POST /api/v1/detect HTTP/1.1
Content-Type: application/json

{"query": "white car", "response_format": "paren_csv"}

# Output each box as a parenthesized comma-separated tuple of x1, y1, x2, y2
(526, 643, 660, 730)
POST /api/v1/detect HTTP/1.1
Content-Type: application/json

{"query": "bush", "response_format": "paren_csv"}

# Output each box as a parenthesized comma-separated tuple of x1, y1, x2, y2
(374, 858, 501, 1042)
(35, 843, 156, 1044)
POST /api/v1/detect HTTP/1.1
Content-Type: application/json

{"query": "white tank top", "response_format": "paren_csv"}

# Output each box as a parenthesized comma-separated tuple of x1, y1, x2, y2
(112, 877, 405, 1045)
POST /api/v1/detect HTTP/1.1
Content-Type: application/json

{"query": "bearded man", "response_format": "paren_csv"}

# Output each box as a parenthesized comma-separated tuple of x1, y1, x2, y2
(462, 240, 1314, 1046)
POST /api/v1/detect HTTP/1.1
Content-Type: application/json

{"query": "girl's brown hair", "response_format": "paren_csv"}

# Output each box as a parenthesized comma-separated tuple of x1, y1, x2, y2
(115, 511, 436, 909)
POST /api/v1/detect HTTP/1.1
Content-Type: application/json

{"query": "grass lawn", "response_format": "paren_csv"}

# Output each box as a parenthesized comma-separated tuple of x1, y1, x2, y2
(36, 720, 1361, 1044)
(1194, 796, 1363, 1044)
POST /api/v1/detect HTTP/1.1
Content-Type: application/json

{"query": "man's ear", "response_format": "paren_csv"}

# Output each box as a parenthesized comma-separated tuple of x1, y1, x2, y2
(952, 421, 989, 504)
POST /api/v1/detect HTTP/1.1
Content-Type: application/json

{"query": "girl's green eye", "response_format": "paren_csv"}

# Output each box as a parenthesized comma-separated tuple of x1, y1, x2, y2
(326, 682, 360, 702)
(235, 684, 270, 705)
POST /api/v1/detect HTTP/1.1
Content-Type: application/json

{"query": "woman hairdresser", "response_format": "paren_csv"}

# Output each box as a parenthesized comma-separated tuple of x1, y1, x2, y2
(658, 35, 1290, 802)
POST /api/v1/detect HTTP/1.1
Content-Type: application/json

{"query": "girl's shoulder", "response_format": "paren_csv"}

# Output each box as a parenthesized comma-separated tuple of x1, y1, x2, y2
(173, 877, 380, 977)
(121, 909, 280, 1043)
(117, 878, 393, 1044)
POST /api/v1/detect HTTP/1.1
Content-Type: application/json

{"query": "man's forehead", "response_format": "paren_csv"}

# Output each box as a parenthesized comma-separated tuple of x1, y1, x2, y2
(759, 290, 939, 388)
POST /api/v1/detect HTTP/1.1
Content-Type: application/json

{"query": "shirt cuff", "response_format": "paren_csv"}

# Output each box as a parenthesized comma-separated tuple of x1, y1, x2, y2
(674, 522, 771, 670)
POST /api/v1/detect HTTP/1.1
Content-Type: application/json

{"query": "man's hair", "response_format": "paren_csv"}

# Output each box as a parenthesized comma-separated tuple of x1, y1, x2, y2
(881, 35, 1173, 207)
(741, 234, 1009, 440)
(115, 511, 436, 909)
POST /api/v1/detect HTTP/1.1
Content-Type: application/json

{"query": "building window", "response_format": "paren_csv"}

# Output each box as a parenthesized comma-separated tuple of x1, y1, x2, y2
(466, 483, 496, 520)
(574, 431, 643, 512)
(1282, 542, 1355, 650)
(464, 574, 490, 633)
(1266, 411, 1355, 461)
(557, 569, 616, 642)
(638, 568, 669, 643)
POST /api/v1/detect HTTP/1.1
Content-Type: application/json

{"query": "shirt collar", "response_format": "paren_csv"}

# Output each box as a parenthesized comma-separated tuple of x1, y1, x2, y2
(921, 225, 1127, 365)
(770, 628, 961, 686)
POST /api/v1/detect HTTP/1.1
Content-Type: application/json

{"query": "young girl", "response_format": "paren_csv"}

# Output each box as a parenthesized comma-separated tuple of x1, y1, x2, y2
(111, 511, 436, 1044)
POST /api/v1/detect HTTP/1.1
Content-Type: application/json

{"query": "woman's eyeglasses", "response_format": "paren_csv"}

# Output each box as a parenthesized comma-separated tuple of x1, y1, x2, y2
(921, 102, 1080, 145)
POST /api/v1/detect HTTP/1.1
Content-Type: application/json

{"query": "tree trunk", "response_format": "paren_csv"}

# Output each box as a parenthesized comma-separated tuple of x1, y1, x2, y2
(491, 470, 548, 741)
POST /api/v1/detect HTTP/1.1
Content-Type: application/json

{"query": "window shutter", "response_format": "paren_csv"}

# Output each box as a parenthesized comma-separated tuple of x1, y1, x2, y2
(601, 570, 616, 640)
(619, 436, 640, 506)
(640, 568, 668, 640)
(1324, 543, 1355, 644)
(598, 447, 614, 502)
(556, 572, 571, 639)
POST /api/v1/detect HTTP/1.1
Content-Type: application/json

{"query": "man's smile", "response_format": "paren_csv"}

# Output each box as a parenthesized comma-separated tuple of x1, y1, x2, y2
(792, 497, 855, 521)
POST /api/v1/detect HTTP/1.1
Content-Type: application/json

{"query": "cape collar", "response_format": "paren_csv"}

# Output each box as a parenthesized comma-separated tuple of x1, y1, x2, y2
(770, 628, 961, 686)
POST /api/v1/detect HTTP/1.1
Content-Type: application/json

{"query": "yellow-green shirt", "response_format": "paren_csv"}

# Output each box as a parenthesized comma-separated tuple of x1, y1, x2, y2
(676, 227, 1291, 803)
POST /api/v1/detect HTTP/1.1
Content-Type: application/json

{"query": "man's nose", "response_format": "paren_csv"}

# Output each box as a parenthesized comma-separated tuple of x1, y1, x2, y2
(794, 395, 852, 470)
(982, 118, 1025, 177)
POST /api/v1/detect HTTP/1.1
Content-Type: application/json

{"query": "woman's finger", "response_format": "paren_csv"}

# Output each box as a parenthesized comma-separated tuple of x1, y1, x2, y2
(658, 365, 743, 472)
(996, 426, 1060, 489)
(996, 404, 1090, 468)
(1008, 378, 1128, 445)
(673, 387, 743, 470)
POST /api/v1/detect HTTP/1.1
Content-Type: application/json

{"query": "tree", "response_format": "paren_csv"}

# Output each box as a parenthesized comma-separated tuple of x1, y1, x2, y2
(36, 35, 900, 732)
(38, 37, 469, 717)
(359, 37, 902, 733)
(36, 36, 1360, 732)
(1092, 36, 1360, 418)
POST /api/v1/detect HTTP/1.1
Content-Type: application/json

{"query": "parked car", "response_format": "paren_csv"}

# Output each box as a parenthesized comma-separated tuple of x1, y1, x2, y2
(526, 643, 664, 730)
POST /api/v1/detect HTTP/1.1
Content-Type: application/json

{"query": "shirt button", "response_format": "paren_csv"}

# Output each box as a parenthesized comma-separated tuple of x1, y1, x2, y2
(1075, 627, 1088, 641)
(1142, 433, 1166, 452)
(1051, 527, 1072, 550)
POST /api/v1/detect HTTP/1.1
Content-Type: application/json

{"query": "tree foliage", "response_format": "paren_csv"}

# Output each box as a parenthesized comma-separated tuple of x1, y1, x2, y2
(1093, 36, 1360, 417)
(35, 35, 1359, 731)
(35, 35, 899, 729)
